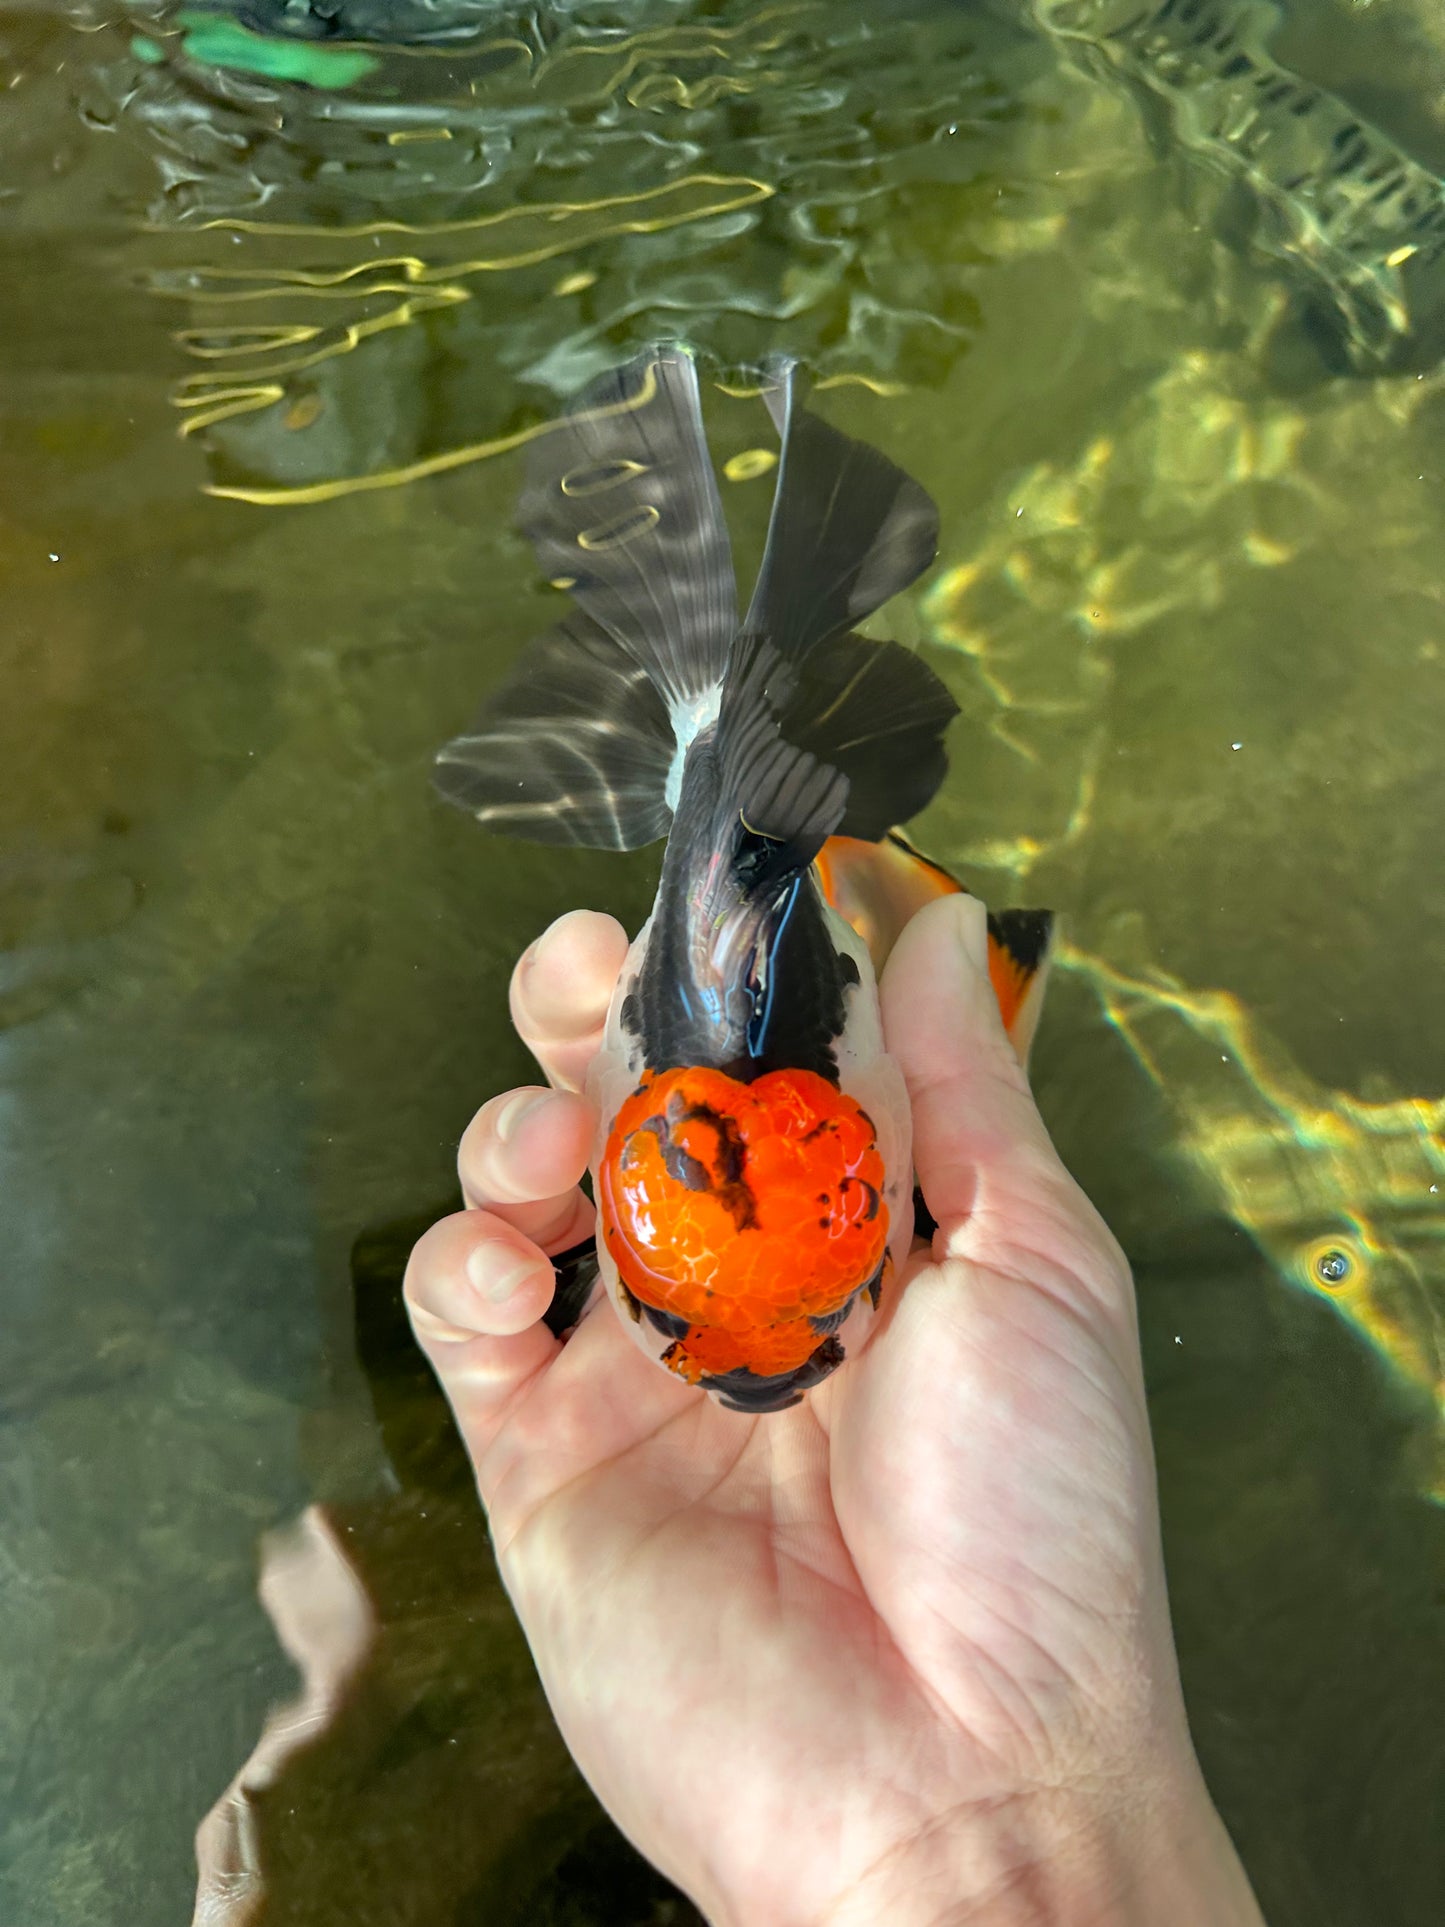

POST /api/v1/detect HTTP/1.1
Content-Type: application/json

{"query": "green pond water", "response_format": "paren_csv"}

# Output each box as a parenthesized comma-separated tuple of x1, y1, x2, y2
(2, 1, 1444, 1921)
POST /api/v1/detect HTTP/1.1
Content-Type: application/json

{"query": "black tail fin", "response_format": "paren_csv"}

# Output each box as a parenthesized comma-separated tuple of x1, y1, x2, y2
(748, 361, 957, 841)
(434, 348, 956, 852)
(717, 641, 849, 868)
(745, 360, 939, 659)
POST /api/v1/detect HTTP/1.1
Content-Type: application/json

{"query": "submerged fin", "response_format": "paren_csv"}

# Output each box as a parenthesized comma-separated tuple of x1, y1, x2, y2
(745, 360, 940, 660)
(518, 346, 737, 715)
(814, 829, 963, 966)
(986, 906, 1055, 1068)
(776, 633, 957, 841)
(814, 831, 1055, 1064)
(433, 612, 675, 849)
(745, 363, 954, 835)
(436, 346, 950, 855)
(718, 642, 848, 863)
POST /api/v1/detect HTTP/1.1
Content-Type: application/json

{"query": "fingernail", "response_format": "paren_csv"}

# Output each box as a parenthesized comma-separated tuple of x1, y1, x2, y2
(493, 1088, 548, 1144)
(513, 940, 539, 987)
(952, 892, 989, 975)
(468, 1245, 546, 1306)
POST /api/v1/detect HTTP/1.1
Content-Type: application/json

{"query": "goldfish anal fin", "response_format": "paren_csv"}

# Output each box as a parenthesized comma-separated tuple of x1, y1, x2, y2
(987, 907, 1055, 1067)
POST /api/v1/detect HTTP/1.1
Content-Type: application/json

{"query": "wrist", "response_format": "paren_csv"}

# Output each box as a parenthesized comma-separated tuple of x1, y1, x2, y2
(814, 1752, 1264, 1927)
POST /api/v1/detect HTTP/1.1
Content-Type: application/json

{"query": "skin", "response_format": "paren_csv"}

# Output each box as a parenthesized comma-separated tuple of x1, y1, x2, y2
(405, 895, 1267, 1927)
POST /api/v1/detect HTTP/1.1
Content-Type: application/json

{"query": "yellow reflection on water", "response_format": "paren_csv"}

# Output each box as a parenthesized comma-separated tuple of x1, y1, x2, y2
(157, 175, 774, 497)
(1064, 942, 1445, 1498)
(144, 0, 819, 498)
(923, 343, 1445, 886)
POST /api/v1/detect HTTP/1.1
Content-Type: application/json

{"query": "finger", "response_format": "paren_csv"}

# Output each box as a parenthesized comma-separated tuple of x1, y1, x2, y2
(458, 1084, 596, 1250)
(881, 895, 1122, 1284)
(510, 909, 630, 1091)
(404, 1209, 562, 1464)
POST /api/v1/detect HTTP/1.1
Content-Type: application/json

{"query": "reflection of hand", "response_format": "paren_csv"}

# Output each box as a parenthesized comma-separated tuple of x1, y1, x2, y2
(192, 1509, 374, 1927)
(406, 898, 1265, 1926)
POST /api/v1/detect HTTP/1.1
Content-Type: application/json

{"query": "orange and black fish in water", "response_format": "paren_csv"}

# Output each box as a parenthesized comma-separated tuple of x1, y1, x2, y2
(434, 346, 1051, 1412)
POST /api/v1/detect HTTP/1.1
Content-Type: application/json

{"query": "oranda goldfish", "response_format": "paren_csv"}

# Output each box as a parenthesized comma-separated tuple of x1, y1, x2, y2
(435, 346, 1051, 1411)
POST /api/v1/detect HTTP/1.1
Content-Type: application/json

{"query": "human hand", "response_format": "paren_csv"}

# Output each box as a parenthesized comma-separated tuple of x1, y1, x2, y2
(405, 897, 1265, 1927)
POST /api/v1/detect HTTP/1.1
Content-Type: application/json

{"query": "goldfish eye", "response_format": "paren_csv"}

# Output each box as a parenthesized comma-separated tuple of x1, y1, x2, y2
(1313, 1246, 1352, 1287)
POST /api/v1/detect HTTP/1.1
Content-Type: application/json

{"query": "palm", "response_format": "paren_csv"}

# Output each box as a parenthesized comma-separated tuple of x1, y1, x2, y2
(476, 1233, 1161, 1918)
(408, 900, 1186, 1923)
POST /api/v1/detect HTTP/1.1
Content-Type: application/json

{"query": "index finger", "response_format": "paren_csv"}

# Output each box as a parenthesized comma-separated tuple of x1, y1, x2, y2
(882, 894, 1072, 1231)
(882, 894, 1129, 1303)
(509, 909, 630, 1091)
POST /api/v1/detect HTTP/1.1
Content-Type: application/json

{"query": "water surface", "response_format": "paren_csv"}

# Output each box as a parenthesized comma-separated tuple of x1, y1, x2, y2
(2, 2, 1443, 1921)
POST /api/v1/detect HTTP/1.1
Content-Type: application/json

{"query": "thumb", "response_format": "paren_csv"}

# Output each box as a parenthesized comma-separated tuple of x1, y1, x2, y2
(881, 894, 1118, 1286)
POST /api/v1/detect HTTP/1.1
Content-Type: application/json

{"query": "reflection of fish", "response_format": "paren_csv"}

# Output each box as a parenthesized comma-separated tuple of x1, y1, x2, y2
(95, 0, 1010, 501)
(211, 0, 501, 46)
(1066, 942, 1445, 1496)
(436, 346, 968, 1411)
(1025, 0, 1445, 371)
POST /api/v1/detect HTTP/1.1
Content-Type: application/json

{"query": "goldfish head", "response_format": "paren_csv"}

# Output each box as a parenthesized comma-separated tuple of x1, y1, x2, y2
(598, 1063, 891, 1412)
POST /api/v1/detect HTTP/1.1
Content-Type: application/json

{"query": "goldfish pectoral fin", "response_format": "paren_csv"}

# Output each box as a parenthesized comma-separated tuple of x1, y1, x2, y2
(433, 611, 675, 849)
(542, 1234, 604, 1339)
(518, 346, 737, 714)
(744, 358, 939, 659)
(815, 830, 967, 975)
(882, 829, 967, 889)
(778, 632, 958, 840)
(987, 907, 1055, 1068)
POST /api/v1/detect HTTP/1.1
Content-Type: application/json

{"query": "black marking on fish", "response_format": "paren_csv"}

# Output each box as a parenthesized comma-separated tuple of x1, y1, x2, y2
(633, 1096, 757, 1231)
(542, 1236, 602, 1340)
(988, 906, 1056, 975)
(913, 1184, 939, 1243)
(864, 1252, 887, 1311)
(839, 1175, 883, 1222)
(692, 1333, 848, 1414)
(639, 1302, 693, 1340)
